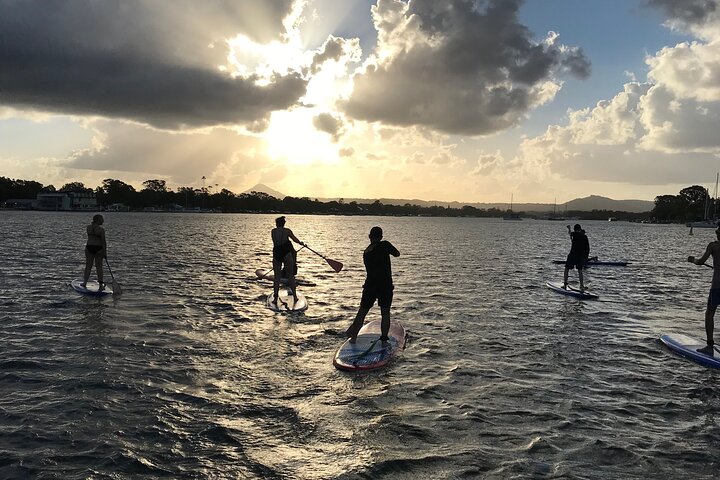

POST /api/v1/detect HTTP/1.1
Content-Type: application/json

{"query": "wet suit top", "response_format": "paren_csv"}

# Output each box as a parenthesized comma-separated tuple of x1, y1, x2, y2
(272, 228, 295, 263)
(569, 230, 590, 261)
(363, 240, 400, 288)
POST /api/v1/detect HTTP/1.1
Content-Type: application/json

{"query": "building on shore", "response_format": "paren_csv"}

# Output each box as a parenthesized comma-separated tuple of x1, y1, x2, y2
(36, 192, 98, 211)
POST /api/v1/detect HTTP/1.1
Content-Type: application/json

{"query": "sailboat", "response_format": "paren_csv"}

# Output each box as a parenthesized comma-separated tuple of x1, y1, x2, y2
(547, 197, 566, 221)
(503, 194, 522, 220)
(687, 173, 719, 228)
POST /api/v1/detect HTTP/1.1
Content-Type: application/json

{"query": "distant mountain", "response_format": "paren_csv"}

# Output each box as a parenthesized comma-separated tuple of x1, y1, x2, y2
(243, 183, 286, 199)
(315, 195, 654, 213)
(240, 187, 653, 213)
(562, 195, 653, 213)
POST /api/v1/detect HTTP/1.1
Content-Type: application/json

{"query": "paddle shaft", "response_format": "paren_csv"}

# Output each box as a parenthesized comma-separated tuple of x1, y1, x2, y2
(104, 258, 122, 295)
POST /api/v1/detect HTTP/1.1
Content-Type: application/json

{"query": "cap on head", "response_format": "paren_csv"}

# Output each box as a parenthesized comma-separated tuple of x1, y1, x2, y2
(275, 216, 286, 227)
(573, 224, 582, 231)
(93, 214, 104, 224)
(369, 226, 383, 240)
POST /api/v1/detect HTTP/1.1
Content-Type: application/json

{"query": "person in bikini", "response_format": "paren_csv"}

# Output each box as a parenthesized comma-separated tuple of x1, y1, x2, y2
(346, 226, 400, 345)
(688, 227, 720, 356)
(82, 214, 107, 290)
(271, 216, 304, 305)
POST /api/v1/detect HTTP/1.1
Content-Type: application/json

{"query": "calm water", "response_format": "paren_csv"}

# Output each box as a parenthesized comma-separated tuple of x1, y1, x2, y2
(1, 211, 719, 479)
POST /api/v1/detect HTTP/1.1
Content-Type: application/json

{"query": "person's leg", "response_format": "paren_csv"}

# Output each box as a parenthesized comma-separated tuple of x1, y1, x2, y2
(578, 268, 584, 291)
(83, 249, 93, 286)
(272, 259, 281, 304)
(379, 307, 391, 344)
(563, 267, 570, 288)
(705, 304, 717, 347)
(95, 254, 104, 289)
(698, 295, 718, 355)
(347, 307, 370, 343)
(284, 252, 298, 302)
(378, 287, 393, 343)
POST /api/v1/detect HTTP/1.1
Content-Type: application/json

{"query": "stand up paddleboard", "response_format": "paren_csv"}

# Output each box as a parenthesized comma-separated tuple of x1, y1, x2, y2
(660, 334, 720, 369)
(266, 288, 308, 312)
(546, 281, 599, 300)
(71, 279, 113, 297)
(255, 269, 317, 287)
(334, 320, 408, 371)
(552, 260, 629, 267)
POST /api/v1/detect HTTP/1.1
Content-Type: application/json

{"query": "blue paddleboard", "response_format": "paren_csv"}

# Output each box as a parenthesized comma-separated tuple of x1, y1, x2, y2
(71, 279, 113, 297)
(334, 320, 408, 371)
(546, 281, 599, 300)
(660, 334, 720, 368)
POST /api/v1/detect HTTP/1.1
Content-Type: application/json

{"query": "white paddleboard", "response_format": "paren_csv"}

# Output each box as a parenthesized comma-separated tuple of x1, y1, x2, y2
(546, 281, 599, 300)
(71, 279, 113, 297)
(266, 288, 308, 312)
(660, 334, 720, 369)
(334, 320, 408, 371)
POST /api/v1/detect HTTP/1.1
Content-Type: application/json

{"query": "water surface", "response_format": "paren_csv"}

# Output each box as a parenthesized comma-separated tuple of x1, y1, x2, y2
(1, 211, 719, 478)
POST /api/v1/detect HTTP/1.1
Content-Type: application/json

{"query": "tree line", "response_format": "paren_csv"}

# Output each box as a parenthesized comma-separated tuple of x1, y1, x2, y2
(651, 185, 716, 224)
(0, 175, 660, 220)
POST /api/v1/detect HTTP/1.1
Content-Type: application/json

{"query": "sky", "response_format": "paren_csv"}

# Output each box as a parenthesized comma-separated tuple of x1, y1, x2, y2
(1, 0, 720, 203)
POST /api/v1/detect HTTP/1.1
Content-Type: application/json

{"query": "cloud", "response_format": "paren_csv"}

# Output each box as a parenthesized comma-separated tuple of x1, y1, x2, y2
(312, 112, 344, 141)
(66, 120, 266, 186)
(342, 0, 590, 135)
(644, 0, 720, 40)
(0, 0, 307, 129)
(644, 0, 718, 26)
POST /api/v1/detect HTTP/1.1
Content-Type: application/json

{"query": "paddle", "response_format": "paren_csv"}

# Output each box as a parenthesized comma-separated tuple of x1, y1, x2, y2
(105, 258, 122, 296)
(303, 244, 343, 272)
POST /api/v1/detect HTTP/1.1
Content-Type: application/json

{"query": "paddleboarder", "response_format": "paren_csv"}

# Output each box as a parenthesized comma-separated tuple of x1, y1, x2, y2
(82, 214, 107, 290)
(687, 227, 720, 356)
(563, 224, 590, 291)
(271, 216, 304, 305)
(346, 226, 400, 345)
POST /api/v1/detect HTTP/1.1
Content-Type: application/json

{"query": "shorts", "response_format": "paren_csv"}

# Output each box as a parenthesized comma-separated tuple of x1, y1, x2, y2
(86, 245, 103, 255)
(565, 254, 585, 271)
(360, 284, 394, 309)
(708, 288, 720, 308)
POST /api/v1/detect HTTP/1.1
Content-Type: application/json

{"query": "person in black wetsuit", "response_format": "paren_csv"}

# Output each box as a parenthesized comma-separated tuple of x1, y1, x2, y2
(271, 216, 304, 304)
(82, 214, 107, 289)
(563, 224, 589, 291)
(346, 226, 400, 345)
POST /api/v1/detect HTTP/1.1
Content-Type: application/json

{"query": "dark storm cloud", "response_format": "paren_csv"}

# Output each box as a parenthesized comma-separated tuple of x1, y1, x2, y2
(644, 0, 718, 25)
(344, 0, 590, 136)
(0, 0, 307, 129)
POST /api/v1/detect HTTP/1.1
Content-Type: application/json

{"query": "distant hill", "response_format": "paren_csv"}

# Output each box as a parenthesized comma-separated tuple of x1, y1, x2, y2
(240, 186, 654, 213)
(243, 183, 286, 199)
(562, 195, 653, 213)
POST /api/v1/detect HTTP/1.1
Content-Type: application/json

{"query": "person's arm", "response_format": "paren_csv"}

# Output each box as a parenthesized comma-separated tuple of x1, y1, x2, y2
(689, 243, 713, 265)
(385, 241, 400, 257)
(286, 228, 305, 246)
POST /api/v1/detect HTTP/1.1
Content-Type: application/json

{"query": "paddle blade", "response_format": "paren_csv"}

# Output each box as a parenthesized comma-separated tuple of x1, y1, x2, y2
(326, 258, 343, 273)
(112, 281, 123, 296)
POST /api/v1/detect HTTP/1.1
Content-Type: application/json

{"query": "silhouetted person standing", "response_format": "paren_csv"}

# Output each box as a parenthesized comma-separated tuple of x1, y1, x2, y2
(82, 214, 107, 289)
(346, 226, 400, 345)
(688, 228, 720, 356)
(564, 224, 590, 291)
(271, 216, 304, 305)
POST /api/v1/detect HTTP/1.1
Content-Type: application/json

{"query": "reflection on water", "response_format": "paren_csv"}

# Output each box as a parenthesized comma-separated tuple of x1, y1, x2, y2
(1, 211, 720, 478)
